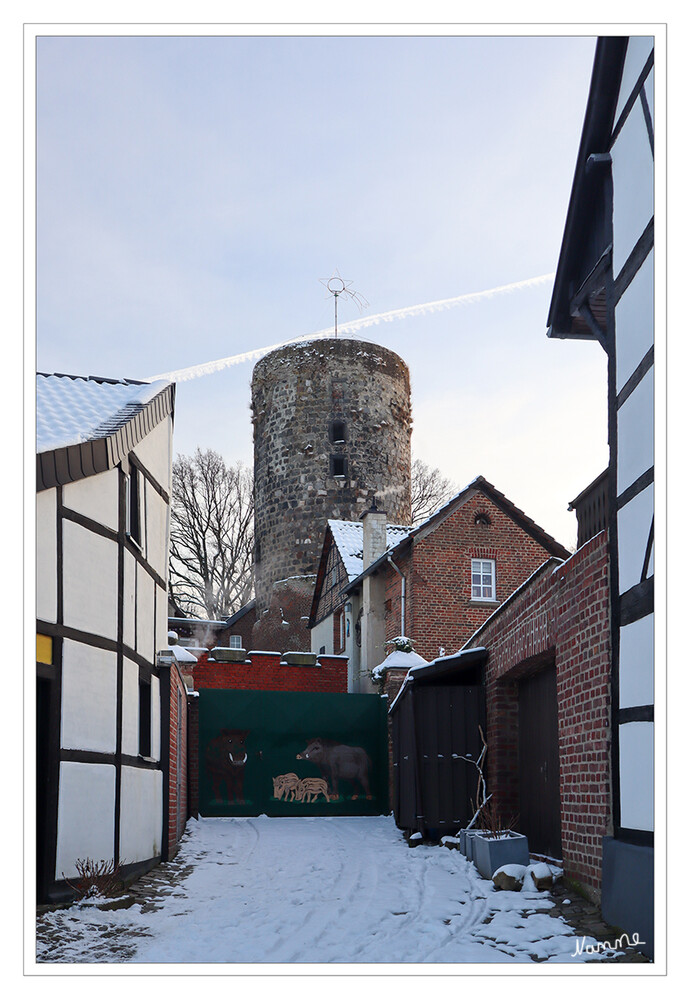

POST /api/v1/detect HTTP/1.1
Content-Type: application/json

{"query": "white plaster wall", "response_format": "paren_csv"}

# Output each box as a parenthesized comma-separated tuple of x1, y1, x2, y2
(617, 367, 654, 495)
(145, 482, 169, 580)
(123, 549, 136, 651)
(136, 564, 155, 664)
(62, 521, 118, 641)
(155, 583, 168, 655)
(119, 766, 163, 864)
(61, 639, 118, 752)
(121, 657, 140, 757)
(611, 97, 654, 278)
(344, 596, 362, 694)
(36, 488, 57, 623)
(310, 615, 333, 656)
(614, 36, 654, 124)
(150, 673, 161, 762)
(618, 721, 654, 831)
(619, 615, 654, 710)
(133, 418, 172, 494)
(617, 483, 654, 595)
(615, 249, 654, 390)
(62, 468, 119, 532)
(55, 761, 115, 879)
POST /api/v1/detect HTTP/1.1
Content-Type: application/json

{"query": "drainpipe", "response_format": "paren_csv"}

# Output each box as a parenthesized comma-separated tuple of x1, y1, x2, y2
(387, 555, 406, 637)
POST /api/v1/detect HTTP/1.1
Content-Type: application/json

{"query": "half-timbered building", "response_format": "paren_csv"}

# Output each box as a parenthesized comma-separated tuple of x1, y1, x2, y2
(547, 35, 655, 955)
(36, 373, 176, 902)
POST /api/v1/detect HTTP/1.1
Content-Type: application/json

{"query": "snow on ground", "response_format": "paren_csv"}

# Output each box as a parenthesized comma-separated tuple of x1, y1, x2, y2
(36, 815, 618, 966)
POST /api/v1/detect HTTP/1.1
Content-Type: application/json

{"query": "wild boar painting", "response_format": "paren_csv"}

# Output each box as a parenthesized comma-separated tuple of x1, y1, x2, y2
(206, 729, 249, 803)
(297, 738, 372, 800)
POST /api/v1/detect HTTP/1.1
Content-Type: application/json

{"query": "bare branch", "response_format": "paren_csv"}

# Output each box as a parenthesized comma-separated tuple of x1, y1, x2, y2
(411, 457, 456, 525)
(169, 448, 254, 619)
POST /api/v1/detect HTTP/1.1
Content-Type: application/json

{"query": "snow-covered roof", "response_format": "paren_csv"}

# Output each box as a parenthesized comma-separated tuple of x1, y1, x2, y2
(328, 519, 412, 580)
(371, 647, 428, 679)
(37, 373, 171, 454)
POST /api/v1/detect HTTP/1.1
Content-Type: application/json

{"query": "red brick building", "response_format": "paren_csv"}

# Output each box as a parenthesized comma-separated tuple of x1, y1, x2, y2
(461, 529, 611, 901)
(309, 477, 570, 689)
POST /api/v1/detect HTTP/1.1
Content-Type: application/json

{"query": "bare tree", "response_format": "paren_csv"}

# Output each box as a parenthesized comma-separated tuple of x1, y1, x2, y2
(169, 448, 254, 619)
(411, 458, 456, 525)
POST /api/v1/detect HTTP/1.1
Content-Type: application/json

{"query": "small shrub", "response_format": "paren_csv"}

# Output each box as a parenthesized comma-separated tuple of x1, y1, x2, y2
(64, 858, 124, 899)
(475, 798, 519, 839)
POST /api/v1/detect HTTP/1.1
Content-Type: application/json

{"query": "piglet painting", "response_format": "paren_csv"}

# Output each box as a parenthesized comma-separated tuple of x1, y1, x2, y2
(297, 738, 372, 800)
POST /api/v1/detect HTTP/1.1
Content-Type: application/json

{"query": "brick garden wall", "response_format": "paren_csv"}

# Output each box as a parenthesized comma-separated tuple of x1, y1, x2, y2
(190, 650, 348, 693)
(383, 490, 568, 663)
(164, 662, 190, 860)
(467, 531, 611, 900)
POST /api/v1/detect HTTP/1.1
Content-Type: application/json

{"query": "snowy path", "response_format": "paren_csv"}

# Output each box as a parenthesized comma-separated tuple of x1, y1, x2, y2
(36, 815, 618, 965)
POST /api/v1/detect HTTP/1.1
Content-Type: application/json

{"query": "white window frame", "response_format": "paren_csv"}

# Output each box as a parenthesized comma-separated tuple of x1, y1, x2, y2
(471, 558, 496, 601)
(228, 635, 243, 650)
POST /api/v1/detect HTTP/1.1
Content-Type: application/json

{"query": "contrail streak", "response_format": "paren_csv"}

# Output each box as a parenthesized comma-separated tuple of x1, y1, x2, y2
(146, 272, 555, 383)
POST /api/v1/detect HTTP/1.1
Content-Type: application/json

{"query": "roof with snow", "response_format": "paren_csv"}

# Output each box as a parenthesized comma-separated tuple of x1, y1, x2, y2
(342, 475, 570, 593)
(36, 372, 175, 491)
(328, 519, 412, 581)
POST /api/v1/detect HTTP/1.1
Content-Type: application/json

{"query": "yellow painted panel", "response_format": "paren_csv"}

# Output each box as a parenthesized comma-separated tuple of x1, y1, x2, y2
(36, 633, 52, 665)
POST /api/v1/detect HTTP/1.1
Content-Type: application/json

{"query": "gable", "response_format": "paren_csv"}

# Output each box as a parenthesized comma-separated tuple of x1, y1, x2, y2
(310, 529, 349, 626)
(411, 479, 570, 561)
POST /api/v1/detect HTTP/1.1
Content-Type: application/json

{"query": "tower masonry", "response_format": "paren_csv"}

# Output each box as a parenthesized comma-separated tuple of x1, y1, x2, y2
(251, 337, 412, 613)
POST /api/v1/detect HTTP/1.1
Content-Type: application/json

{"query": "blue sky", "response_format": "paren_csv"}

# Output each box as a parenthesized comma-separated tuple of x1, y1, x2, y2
(36, 31, 609, 548)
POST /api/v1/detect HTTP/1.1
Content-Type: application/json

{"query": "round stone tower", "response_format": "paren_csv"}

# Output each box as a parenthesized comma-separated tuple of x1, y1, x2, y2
(251, 337, 412, 612)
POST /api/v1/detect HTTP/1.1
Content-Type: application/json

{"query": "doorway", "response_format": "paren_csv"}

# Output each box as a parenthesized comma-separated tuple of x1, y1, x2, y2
(518, 665, 562, 859)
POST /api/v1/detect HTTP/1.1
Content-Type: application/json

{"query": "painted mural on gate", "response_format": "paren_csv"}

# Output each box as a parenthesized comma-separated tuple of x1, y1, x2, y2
(205, 729, 249, 804)
(198, 689, 387, 817)
(294, 739, 372, 800)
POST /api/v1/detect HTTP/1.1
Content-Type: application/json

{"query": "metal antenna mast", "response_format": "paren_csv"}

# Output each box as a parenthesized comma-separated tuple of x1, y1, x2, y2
(320, 270, 369, 337)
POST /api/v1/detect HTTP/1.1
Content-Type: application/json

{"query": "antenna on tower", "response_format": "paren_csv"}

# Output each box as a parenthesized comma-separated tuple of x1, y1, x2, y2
(319, 270, 369, 337)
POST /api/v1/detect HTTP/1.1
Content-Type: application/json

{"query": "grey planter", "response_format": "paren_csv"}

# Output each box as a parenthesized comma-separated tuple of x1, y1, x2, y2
(472, 830, 529, 879)
(281, 652, 317, 666)
(460, 828, 482, 860)
(211, 647, 247, 663)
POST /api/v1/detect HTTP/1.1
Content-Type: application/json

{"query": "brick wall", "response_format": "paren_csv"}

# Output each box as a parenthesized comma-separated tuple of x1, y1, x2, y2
(190, 650, 348, 693)
(468, 531, 611, 900)
(164, 663, 189, 860)
(384, 491, 565, 662)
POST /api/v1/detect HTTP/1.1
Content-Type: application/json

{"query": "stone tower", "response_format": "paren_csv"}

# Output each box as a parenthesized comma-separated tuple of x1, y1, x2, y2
(251, 337, 412, 615)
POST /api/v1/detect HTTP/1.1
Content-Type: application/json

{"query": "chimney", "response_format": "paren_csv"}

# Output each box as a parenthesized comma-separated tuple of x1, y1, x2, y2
(362, 498, 388, 569)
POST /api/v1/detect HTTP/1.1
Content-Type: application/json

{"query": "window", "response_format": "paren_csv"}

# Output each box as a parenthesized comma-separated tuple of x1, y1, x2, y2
(471, 558, 496, 601)
(139, 678, 151, 757)
(330, 455, 347, 478)
(329, 419, 347, 444)
(229, 635, 243, 650)
(127, 465, 142, 548)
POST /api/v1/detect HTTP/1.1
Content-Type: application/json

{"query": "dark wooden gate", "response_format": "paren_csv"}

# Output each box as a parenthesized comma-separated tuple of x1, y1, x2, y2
(518, 666, 562, 859)
(198, 689, 388, 817)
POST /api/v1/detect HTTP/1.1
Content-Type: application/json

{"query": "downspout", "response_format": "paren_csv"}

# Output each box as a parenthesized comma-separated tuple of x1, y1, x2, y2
(387, 555, 406, 637)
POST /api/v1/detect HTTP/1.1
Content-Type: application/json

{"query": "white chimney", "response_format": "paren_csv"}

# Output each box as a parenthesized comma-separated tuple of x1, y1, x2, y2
(362, 500, 388, 569)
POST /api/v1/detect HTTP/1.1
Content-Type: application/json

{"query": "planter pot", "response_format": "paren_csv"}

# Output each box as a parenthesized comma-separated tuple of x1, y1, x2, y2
(460, 828, 482, 860)
(281, 652, 317, 666)
(472, 830, 529, 880)
(211, 647, 247, 663)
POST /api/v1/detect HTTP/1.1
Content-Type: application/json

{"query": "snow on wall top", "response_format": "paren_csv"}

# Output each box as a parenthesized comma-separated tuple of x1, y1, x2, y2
(328, 519, 412, 580)
(36, 373, 171, 454)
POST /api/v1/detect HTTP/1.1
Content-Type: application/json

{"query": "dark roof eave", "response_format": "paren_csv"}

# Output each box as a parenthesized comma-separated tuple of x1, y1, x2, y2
(546, 36, 628, 337)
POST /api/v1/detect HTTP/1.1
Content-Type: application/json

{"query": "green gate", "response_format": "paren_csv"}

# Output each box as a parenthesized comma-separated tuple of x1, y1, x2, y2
(198, 689, 389, 817)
